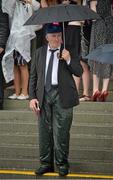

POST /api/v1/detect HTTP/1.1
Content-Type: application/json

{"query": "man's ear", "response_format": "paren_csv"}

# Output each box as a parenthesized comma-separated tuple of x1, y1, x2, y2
(45, 34, 48, 42)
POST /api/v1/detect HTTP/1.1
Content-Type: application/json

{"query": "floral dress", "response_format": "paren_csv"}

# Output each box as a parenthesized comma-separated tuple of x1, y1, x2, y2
(89, 0, 113, 78)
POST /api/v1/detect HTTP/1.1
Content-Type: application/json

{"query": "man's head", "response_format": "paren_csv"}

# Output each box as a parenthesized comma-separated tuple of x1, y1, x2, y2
(45, 23, 62, 49)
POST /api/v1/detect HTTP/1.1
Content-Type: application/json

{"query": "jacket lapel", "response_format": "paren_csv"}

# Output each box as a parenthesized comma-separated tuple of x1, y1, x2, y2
(41, 45, 47, 82)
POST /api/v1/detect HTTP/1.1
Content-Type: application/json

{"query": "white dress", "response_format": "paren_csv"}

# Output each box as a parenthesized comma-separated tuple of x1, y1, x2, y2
(2, 0, 41, 82)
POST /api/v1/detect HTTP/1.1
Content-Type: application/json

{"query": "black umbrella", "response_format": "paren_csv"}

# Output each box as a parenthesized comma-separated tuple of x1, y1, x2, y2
(86, 44, 113, 65)
(25, 4, 100, 47)
(25, 4, 100, 25)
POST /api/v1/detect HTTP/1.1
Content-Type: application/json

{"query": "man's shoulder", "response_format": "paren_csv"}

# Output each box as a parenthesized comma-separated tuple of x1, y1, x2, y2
(35, 45, 47, 54)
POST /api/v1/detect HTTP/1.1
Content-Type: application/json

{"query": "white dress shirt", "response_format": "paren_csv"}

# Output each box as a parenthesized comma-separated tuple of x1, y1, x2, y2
(45, 45, 60, 85)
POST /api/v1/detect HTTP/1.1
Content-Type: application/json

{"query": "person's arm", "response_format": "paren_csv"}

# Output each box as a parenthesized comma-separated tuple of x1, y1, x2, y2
(29, 98, 40, 114)
(73, 0, 81, 5)
(0, 48, 4, 54)
(90, 0, 97, 12)
(29, 49, 40, 114)
(0, 48, 4, 56)
(40, 0, 48, 7)
(62, 0, 70, 5)
(25, 0, 40, 10)
(29, 50, 38, 100)
(62, 0, 81, 5)
(61, 49, 83, 77)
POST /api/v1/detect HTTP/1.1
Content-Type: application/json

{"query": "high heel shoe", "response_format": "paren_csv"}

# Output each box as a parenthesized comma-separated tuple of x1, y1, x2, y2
(91, 90, 101, 101)
(98, 91, 108, 102)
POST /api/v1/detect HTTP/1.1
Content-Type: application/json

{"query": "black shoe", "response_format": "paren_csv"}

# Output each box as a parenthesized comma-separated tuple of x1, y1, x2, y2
(58, 165, 69, 176)
(35, 165, 54, 175)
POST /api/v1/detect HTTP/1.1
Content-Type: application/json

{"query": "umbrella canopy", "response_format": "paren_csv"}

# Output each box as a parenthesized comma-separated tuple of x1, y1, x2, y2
(25, 4, 100, 25)
(25, 4, 100, 48)
(86, 44, 113, 65)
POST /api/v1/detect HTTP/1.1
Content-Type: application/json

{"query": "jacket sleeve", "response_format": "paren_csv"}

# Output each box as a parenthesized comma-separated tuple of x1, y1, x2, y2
(67, 55, 83, 77)
(0, 11, 9, 48)
(29, 50, 38, 100)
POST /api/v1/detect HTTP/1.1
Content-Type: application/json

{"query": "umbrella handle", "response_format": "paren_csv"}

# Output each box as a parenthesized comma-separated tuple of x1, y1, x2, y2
(57, 22, 65, 60)
(62, 22, 65, 49)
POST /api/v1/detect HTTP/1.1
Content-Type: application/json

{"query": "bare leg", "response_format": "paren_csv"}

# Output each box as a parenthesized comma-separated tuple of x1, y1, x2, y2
(93, 74, 100, 94)
(14, 65, 21, 96)
(98, 78, 109, 102)
(102, 78, 109, 92)
(20, 64, 29, 96)
(81, 61, 90, 96)
(73, 75, 80, 93)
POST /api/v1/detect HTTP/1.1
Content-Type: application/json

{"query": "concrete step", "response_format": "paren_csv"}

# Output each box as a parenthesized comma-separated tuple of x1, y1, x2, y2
(1, 144, 113, 162)
(76, 102, 113, 113)
(0, 102, 113, 174)
(0, 133, 113, 150)
(0, 158, 113, 175)
(0, 110, 113, 133)
(4, 100, 29, 110)
(0, 110, 35, 122)
(1, 109, 113, 122)
(0, 174, 35, 179)
(3, 99, 113, 111)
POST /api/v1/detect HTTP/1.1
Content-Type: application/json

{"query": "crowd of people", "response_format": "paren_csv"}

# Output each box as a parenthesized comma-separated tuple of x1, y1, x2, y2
(0, 0, 113, 176)
(0, 0, 113, 109)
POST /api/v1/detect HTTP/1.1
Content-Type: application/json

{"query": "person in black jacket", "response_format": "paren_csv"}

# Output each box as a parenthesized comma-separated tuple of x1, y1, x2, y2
(29, 23, 83, 176)
(0, 7, 9, 109)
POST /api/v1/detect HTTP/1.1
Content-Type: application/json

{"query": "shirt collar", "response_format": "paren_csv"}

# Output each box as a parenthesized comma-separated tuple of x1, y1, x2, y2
(48, 45, 60, 52)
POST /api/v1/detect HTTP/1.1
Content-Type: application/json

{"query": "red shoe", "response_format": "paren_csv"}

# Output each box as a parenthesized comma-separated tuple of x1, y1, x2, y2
(98, 91, 108, 102)
(91, 90, 101, 101)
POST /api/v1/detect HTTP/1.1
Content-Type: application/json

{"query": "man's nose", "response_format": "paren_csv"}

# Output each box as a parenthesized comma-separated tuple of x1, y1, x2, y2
(55, 36, 59, 40)
(55, 36, 60, 41)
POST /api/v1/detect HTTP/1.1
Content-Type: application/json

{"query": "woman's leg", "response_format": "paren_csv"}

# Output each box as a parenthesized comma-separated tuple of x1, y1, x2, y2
(98, 78, 110, 102)
(102, 78, 110, 92)
(81, 61, 90, 96)
(73, 75, 80, 93)
(92, 74, 100, 94)
(91, 74, 101, 101)
(19, 64, 29, 96)
(14, 65, 21, 96)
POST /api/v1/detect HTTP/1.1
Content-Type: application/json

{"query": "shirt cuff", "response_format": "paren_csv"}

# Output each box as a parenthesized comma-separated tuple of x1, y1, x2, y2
(66, 59, 71, 65)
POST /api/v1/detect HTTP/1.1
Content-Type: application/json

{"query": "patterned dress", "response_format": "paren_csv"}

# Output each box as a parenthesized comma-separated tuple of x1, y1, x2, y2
(89, 0, 113, 78)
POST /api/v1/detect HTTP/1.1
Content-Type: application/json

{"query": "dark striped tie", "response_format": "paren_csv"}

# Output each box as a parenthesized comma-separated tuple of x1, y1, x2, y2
(45, 49, 58, 92)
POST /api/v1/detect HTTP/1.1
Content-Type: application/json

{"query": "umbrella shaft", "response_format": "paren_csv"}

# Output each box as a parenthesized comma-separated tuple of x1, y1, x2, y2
(63, 22, 65, 49)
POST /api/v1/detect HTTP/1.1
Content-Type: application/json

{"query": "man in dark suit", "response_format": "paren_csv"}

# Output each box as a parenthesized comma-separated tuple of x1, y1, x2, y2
(29, 23, 83, 176)
(0, 5, 9, 110)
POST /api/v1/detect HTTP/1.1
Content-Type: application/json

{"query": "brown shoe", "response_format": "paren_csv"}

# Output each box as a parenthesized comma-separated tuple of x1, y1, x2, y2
(79, 95, 91, 102)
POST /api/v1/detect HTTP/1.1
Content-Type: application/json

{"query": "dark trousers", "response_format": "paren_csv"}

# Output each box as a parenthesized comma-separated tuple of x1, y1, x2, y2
(38, 87, 73, 167)
(0, 53, 4, 109)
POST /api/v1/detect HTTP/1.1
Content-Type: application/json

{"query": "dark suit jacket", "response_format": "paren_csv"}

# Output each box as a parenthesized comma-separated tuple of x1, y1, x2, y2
(0, 9, 9, 50)
(29, 45, 83, 109)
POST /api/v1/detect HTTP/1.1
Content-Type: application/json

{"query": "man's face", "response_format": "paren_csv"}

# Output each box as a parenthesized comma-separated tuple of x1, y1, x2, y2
(46, 32, 62, 49)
